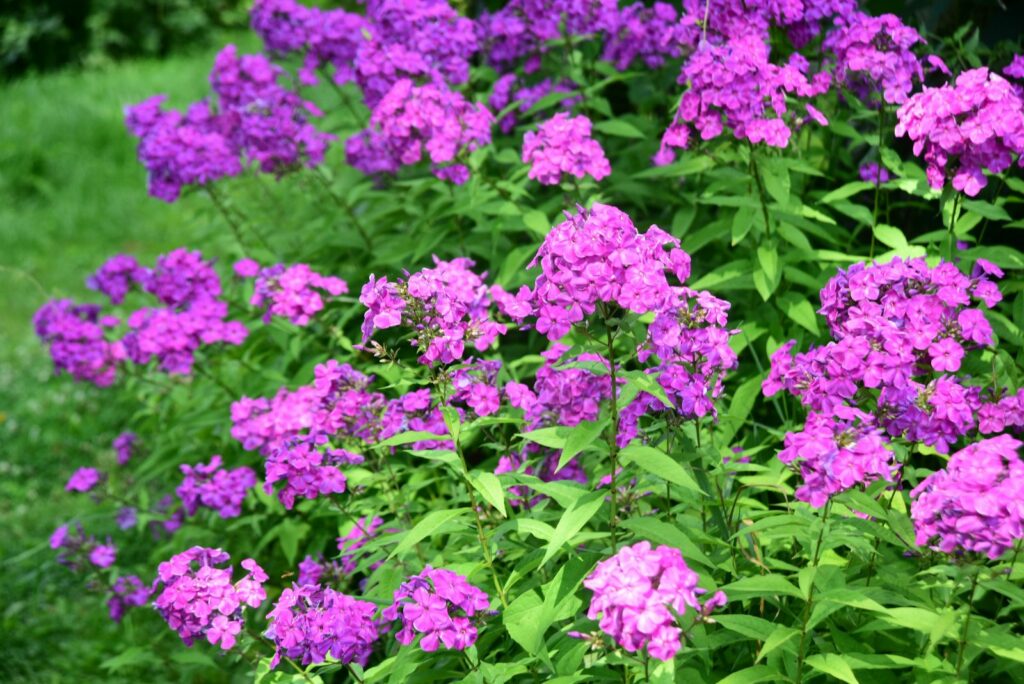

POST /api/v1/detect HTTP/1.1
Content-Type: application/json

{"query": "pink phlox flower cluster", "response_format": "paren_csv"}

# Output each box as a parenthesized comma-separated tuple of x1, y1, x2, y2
(823, 12, 926, 106)
(522, 113, 611, 185)
(108, 576, 152, 623)
(640, 287, 738, 420)
(211, 45, 334, 174)
(979, 388, 1024, 435)
(495, 442, 588, 508)
(113, 431, 138, 465)
(50, 523, 118, 571)
(489, 75, 580, 134)
(778, 408, 898, 507)
(152, 547, 268, 650)
(177, 455, 258, 519)
(895, 68, 1024, 196)
(506, 344, 612, 428)
(672, 33, 831, 149)
(33, 300, 123, 386)
(231, 384, 320, 454)
(584, 541, 726, 661)
(911, 434, 1024, 559)
(382, 567, 491, 651)
(859, 161, 891, 185)
(765, 257, 1002, 452)
(66, 467, 103, 493)
(356, 79, 494, 184)
(123, 299, 248, 375)
(124, 95, 242, 202)
(87, 254, 145, 305)
(449, 359, 503, 417)
(359, 256, 507, 365)
(264, 438, 363, 509)
(520, 203, 691, 339)
(265, 584, 380, 668)
(247, 262, 348, 326)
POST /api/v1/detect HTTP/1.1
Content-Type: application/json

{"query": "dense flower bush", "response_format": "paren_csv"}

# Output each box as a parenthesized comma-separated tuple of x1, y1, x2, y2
(32, 0, 1024, 681)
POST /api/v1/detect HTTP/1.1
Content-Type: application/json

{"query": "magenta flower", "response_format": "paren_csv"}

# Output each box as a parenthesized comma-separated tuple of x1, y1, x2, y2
(382, 567, 490, 652)
(66, 467, 102, 493)
(522, 113, 611, 185)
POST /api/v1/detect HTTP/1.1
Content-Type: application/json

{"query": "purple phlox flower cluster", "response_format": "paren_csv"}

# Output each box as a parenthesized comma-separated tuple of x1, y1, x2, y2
(211, 45, 334, 174)
(152, 547, 267, 650)
(33, 300, 124, 386)
(265, 584, 379, 668)
(477, 0, 619, 74)
(382, 567, 491, 651)
(108, 576, 152, 623)
(506, 344, 612, 428)
(87, 254, 145, 305)
(676, 0, 855, 49)
(895, 68, 1024, 196)
(122, 249, 248, 376)
(344, 128, 402, 177)
(124, 95, 241, 202)
(264, 438, 362, 509)
(177, 455, 258, 519)
(522, 113, 611, 185)
(859, 161, 891, 185)
(251, 0, 367, 87)
(911, 434, 1024, 559)
(517, 203, 692, 340)
(600, 2, 689, 71)
(765, 257, 1003, 454)
(584, 541, 726, 661)
(247, 262, 348, 326)
(672, 33, 831, 149)
(1005, 55, 1024, 80)
(231, 384, 320, 454)
(66, 467, 103, 493)
(113, 431, 138, 465)
(353, 79, 494, 184)
(778, 408, 898, 507)
(495, 442, 588, 508)
(639, 287, 739, 420)
(297, 555, 339, 586)
(489, 75, 580, 134)
(448, 359, 502, 417)
(50, 523, 118, 571)
(652, 105, 692, 167)
(823, 12, 926, 106)
(359, 256, 508, 365)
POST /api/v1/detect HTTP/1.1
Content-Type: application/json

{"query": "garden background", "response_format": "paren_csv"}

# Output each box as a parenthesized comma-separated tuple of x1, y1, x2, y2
(3, 0, 1024, 682)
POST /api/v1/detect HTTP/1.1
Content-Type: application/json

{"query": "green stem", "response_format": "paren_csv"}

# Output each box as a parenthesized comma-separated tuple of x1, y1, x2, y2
(946, 193, 962, 261)
(605, 322, 621, 552)
(870, 105, 886, 259)
(795, 502, 831, 684)
(207, 186, 250, 255)
(312, 168, 374, 252)
(749, 151, 773, 239)
(956, 568, 981, 678)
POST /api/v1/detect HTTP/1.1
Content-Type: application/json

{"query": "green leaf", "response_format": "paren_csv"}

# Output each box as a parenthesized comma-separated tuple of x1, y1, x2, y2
(756, 243, 779, 285)
(470, 471, 506, 517)
(557, 417, 607, 472)
(873, 224, 908, 250)
(716, 665, 783, 684)
(779, 293, 820, 335)
(619, 444, 705, 495)
(592, 119, 645, 139)
(377, 430, 453, 448)
(716, 614, 776, 640)
(389, 508, 469, 559)
(523, 210, 551, 237)
(720, 574, 804, 599)
(541, 490, 605, 566)
(717, 374, 765, 445)
(521, 427, 566, 449)
(619, 517, 714, 568)
(821, 181, 873, 204)
(805, 654, 860, 684)
(757, 625, 800, 661)
(962, 199, 1011, 222)
(503, 591, 546, 653)
(441, 405, 462, 444)
(760, 158, 791, 205)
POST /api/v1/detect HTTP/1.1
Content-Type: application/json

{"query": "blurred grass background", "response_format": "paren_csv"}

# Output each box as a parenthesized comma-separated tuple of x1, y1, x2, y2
(0, 45, 238, 682)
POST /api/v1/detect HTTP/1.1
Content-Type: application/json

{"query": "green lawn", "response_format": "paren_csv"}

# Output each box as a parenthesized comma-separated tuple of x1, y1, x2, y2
(0, 48, 234, 682)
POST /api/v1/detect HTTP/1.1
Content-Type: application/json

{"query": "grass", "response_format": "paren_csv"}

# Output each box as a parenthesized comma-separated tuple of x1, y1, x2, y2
(0, 45, 245, 682)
